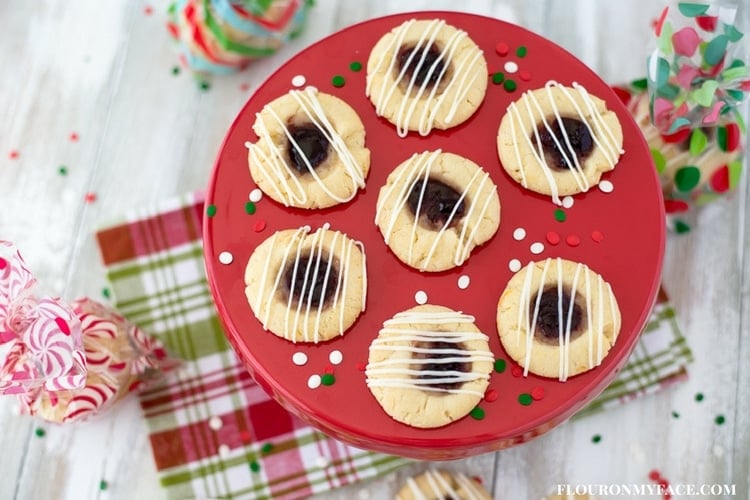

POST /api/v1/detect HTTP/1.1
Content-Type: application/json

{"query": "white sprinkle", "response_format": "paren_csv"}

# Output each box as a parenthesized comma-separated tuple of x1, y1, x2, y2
(599, 180, 614, 193)
(414, 291, 428, 305)
(530, 242, 544, 255)
(504, 61, 519, 73)
(562, 196, 575, 208)
(249, 189, 263, 203)
(292, 352, 308, 366)
(509, 259, 522, 272)
(457, 275, 470, 290)
(218, 251, 233, 265)
(308, 374, 321, 389)
(713, 445, 725, 458)
(329, 350, 343, 365)
(218, 444, 231, 458)
(513, 227, 526, 241)
(315, 455, 329, 468)
(291, 75, 306, 87)
(209, 416, 223, 431)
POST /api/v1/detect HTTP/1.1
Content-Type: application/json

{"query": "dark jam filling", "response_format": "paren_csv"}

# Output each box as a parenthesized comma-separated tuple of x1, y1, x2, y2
(407, 178, 466, 230)
(533, 287, 584, 343)
(283, 256, 338, 308)
(397, 43, 445, 89)
(411, 340, 470, 391)
(534, 117, 594, 170)
(287, 124, 329, 174)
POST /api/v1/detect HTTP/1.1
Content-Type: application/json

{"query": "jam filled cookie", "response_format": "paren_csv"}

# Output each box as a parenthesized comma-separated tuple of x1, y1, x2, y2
(366, 18, 488, 137)
(366, 305, 494, 428)
(244, 224, 366, 343)
(246, 87, 370, 209)
(496, 257, 621, 381)
(396, 469, 493, 500)
(497, 81, 624, 205)
(375, 150, 500, 272)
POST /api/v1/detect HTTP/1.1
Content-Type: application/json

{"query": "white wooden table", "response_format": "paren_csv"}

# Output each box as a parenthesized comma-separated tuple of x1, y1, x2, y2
(1, 1, 748, 498)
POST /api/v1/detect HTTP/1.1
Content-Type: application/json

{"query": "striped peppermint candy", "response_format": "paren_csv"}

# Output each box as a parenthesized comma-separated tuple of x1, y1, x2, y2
(61, 378, 118, 422)
(0, 242, 36, 344)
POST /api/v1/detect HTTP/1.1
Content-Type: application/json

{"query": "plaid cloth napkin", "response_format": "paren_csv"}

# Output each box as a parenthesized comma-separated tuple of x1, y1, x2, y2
(95, 190, 692, 500)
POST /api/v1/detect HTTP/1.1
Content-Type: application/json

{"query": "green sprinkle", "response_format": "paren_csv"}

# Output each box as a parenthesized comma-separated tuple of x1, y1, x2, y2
(321, 373, 335, 386)
(102, 287, 111, 299)
(631, 78, 648, 90)
(503, 79, 517, 92)
(715, 415, 726, 425)
(249, 461, 261, 472)
(492, 72, 505, 84)
(34, 427, 45, 438)
(199, 80, 211, 91)
(245, 202, 256, 215)
(494, 359, 507, 373)
(695, 392, 704, 402)
(470, 407, 485, 420)
(99, 480, 108, 491)
(518, 393, 532, 406)
(349, 61, 362, 72)
(554, 209, 566, 222)
(58, 165, 68, 176)
(206, 204, 217, 217)
(261, 442, 273, 454)
(592, 434, 602, 444)
(674, 220, 691, 234)
(672, 411, 680, 419)
(332, 75, 345, 87)
(675, 166, 701, 192)
(172, 66, 180, 76)
(516, 46, 528, 57)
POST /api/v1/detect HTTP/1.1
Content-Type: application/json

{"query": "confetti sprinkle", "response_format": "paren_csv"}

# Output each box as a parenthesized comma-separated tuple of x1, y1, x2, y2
(323, 365, 334, 375)
(484, 389, 499, 402)
(470, 407, 485, 420)
(253, 220, 267, 232)
(511, 365, 523, 377)
(69, 132, 79, 142)
(292, 75, 306, 87)
(206, 204, 217, 217)
(34, 427, 45, 438)
(58, 165, 68, 176)
(218, 251, 233, 265)
(530, 242, 544, 254)
(321, 373, 335, 386)
(332, 75, 345, 87)
(492, 72, 505, 84)
(307, 374, 321, 389)
(329, 350, 343, 365)
(172, 66, 181, 75)
(516, 46, 528, 57)
(249, 461, 261, 472)
(531, 386, 545, 400)
(414, 290, 428, 304)
(261, 442, 273, 454)
(99, 480, 108, 491)
(84, 192, 97, 203)
(494, 359, 506, 373)
(495, 42, 509, 56)
(144, 5, 153, 15)
(715, 414, 726, 425)
(245, 202, 256, 214)
(240, 83, 251, 92)
(554, 209, 566, 222)
(513, 227, 526, 240)
(349, 61, 362, 71)
(457, 275, 470, 289)
(566, 235, 581, 247)
(599, 180, 614, 193)
(671, 411, 680, 418)
(102, 287, 111, 299)
(503, 79, 517, 92)
(509, 259, 522, 272)
(199, 80, 211, 91)
(546, 231, 560, 245)
(591, 230, 604, 243)
(209, 416, 223, 430)
(9, 150, 18, 159)
(519, 70, 532, 81)
(695, 392, 704, 402)
(292, 352, 307, 366)
(504, 61, 518, 73)
(592, 434, 602, 443)
(356, 361, 367, 371)
(648, 470, 662, 482)
(518, 393, 532, 406)
(562, 196, 574, 208)
(249, 188, 263, 202)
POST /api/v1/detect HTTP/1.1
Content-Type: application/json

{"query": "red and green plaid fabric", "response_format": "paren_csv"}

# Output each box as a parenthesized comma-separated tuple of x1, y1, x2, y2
(94, 190, 691, 499)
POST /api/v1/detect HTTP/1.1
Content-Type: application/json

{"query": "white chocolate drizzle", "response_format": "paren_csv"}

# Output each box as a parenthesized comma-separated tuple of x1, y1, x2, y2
(366, 310, 494, 396)
(406, 470, 487, 500)
(375, 150, 497, 271)
(246, 87, 367, 206)
(366, 19, 485, 137)
(506, 81, 624, 205)
(254, 224, 367, 343)
(515, 258, 620, 381)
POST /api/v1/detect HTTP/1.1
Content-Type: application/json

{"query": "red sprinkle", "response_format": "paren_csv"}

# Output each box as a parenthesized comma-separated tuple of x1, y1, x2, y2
(648, 470, 662, 481)
(144, 5, 154, 15)
(356, 361, 367, 371)
(9, 150, 19, 159)
(471, 475, 483, 485)
(519, 70, 531, 81)
(84, 192, 97, 203)
(495, 42, 509, 56)
(69, 132, 79, 142)
(531, 386, 545, 400)
(323, 365, 334, 375)
(239, 430, 252, 443)
(253, 220, 266, 232)
(566, 235, 581, 247)
(167, 22, 179, 39)
(240, 83, 251, 92)
(546, 231, 560, 245)
(591, 230, 604, 243)
(484, 388, 499, 402)
(511, 365, 523, 377)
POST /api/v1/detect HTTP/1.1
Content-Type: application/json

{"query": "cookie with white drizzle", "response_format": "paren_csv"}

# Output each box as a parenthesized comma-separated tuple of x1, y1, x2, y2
(366, 304, 494, 428)
(375, 150, 500, 272)
(366, 18, 488, 137)
(396, 469, 493, 500)
(244, 224, 367, 343)
(496, 257, 621, 381)
(246, 87, 370, 209)
(497, 81, 624, 205)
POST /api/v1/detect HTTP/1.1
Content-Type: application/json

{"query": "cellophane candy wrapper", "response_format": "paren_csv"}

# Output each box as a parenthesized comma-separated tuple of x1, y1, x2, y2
(638, 1, 749, 233)
(0, 241, 179, 424)
(167, 0, 314, 75)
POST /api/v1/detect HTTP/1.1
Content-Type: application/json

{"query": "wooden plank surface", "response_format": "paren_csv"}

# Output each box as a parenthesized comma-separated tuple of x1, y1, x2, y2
(0, 0, 747, 498)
